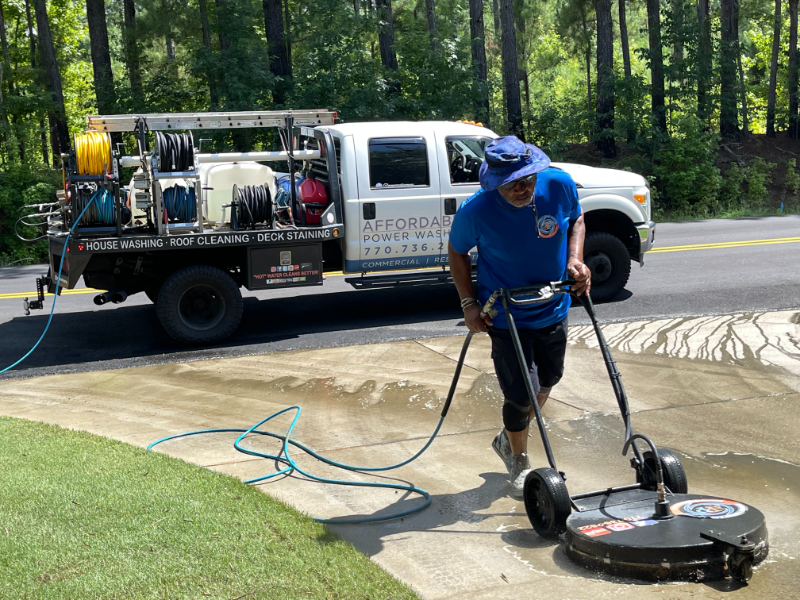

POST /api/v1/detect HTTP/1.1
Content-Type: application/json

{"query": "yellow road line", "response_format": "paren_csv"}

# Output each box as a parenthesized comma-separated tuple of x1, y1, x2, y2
(0, 288, 103, 301)
(649, 237, 800, 253)
(2, 237, 794, 299)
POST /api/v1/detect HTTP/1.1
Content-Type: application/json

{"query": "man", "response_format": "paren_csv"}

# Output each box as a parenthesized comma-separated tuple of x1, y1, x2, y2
(448, 136, 591, 497)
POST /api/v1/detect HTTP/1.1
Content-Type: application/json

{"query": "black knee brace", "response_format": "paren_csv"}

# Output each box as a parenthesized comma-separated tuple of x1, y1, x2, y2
(502, 399, 531, 432)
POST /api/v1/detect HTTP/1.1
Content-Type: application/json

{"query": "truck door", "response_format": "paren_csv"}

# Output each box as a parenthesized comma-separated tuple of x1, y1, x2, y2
(355, 136, 444, 272)
(435, 135, 492, 266)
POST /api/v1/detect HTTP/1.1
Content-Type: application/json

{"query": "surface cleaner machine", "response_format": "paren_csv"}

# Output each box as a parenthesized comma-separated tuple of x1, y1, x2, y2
(441, 281, 769, 583)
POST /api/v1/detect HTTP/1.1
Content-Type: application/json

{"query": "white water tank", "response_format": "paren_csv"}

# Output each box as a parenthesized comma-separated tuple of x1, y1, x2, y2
(199, 162, 277, 224)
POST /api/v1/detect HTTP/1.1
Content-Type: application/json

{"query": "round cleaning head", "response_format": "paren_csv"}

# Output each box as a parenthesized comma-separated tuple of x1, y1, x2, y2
(563, 491, 768, 582)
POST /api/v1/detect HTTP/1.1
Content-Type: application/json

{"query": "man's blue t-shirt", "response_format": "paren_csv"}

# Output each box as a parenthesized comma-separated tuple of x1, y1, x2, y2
(449, 167, 581, 329)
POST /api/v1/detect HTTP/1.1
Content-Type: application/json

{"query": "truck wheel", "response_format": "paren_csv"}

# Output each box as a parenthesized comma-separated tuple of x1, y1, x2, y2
(583, 232, 631, 302)
(156, 266, 243, 344)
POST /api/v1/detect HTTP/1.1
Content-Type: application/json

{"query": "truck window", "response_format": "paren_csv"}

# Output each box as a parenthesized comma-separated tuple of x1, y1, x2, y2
(446, 137, 490, 185)
(369, 137, 429, 189)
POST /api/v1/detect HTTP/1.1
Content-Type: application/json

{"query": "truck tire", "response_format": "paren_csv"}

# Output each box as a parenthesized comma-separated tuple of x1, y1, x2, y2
(583, 232, 631, 302)
(156, 265, 243, 344)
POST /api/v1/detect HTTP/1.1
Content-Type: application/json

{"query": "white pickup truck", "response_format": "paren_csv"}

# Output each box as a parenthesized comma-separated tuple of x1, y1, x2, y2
(30, 111, 655, 344)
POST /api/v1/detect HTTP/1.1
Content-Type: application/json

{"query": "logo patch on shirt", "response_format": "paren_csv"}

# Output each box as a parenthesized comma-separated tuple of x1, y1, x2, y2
(537, 215, 559, 238)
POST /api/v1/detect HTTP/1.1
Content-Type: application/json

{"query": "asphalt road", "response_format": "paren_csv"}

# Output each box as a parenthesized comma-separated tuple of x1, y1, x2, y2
(1, 215, 798, 379)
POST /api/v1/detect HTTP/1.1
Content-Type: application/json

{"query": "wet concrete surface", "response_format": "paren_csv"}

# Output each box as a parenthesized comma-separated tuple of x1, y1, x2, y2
(3, 216, 800, 380)
(0, 310, 798, 599)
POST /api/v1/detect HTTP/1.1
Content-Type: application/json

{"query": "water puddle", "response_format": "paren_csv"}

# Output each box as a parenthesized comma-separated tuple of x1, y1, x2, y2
(568, 311, 800, 378)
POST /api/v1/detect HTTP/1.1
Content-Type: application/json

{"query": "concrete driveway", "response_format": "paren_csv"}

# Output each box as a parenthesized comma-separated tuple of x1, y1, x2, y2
(0, 310, 798, 599)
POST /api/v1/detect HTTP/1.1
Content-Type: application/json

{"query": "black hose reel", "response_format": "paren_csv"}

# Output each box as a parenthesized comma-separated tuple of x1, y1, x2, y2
(231, 184, 273, 231)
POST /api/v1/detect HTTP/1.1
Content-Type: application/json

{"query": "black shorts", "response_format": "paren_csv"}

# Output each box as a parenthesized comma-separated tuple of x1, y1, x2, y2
(488, 318, 568, 406)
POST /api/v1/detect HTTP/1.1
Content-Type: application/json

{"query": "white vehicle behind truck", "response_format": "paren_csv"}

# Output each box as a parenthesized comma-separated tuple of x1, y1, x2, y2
(23, 110, 655, 344)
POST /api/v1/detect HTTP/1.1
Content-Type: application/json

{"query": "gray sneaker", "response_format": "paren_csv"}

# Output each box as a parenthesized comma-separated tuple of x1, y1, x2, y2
(510, 454, 532, 498)
(492, 429, 514, 475)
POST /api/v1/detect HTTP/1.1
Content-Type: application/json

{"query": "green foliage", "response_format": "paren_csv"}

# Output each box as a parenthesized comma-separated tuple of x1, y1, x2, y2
(0, 164, 59, 265)
(783, 159, 800, 209)
(651, 115, 722, 217)
(714, 157, 777, 214)
(718, 163, 745, 211)
(743, 157, 775, 208)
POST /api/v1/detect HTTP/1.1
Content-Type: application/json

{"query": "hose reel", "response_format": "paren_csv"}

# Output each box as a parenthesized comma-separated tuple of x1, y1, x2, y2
(74, 132, 112, 175)
(155, 131, 196, 172)
(231, 184, 273, 230)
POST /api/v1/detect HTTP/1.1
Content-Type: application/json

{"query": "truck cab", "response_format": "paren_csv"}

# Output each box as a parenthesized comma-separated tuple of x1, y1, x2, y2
(326, 121, 655, 301)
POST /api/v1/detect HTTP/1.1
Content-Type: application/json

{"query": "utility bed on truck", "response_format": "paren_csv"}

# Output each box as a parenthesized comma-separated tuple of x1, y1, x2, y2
(24, 109, 346, 343)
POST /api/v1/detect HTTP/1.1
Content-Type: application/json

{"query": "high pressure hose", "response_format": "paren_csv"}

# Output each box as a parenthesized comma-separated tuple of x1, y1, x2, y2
(162, 185, 197, 223)
(74, 132, 112, 175)
(233, 184, 272, 227)
(155, 132, 195, 172)
(72, 186, 115, 227)
(1, 197, 101, 375)
(148, 333, 477, 525)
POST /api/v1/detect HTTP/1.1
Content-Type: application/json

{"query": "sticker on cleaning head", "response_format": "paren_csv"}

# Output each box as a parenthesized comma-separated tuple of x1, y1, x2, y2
(631, 519, 659, 527)
(670, 498, 748, 519)
(537, 215, 559, 238)
(606, 522, 635, 532)
(581, 526, 611, 537)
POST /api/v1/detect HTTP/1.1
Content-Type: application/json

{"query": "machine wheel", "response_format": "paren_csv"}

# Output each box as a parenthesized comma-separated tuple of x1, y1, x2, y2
(636, 448, 688, 494)
(583, 232, 631, 302)
(523, 468, 571, 538)
(728, 552, 754, 583)
(156, 265, 243, 344)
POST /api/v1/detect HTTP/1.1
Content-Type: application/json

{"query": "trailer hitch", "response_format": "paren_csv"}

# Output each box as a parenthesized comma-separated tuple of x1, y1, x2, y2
(22, 275, 50, 315)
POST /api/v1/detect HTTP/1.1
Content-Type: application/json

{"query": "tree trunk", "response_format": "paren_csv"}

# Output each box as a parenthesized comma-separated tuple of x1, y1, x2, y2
(646, 0, 667, 132)
(198, 0, 219, 108)
(767, 0, 781, 137)
(283, 0, 292, 69)
(789, 0, 799, 138)
(376, 0, 399, 95)
(585, 46, 592, 115)
(32, 0, 69, 159)
(123, 0, 143, 109)
(0, 0, 11, 72)
(86, 0, 116, 115)
(737, 47, 748, 135)
(0, 63, 10, 148)
(500, 0, 522, 138)
(469, 0, 490, 125)
(215, 0, 231, 51)
(619, 0, 631, 78)
(425, 0, 439, 52)
(595, 0, 615, 157)
(353, 0, 359, 17)
(262, 0, 291, 105)
(492, 0, 500, 40)
(24, 0, 35, 68)
(27, 0, 48, 163)
(719, 0, 739, 139)
(696, 0, 712, 124)
(671, 0, 685, 85)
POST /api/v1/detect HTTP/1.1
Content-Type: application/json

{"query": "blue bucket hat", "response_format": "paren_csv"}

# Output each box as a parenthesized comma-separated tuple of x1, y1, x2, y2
(479, 136, 551, 191)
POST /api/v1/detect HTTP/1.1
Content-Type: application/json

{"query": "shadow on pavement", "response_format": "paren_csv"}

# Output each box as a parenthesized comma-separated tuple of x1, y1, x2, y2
(0, 283, 462, 375)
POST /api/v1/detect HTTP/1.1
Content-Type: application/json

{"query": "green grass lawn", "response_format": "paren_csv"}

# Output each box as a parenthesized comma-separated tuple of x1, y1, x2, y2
(0, 417, 418, 599)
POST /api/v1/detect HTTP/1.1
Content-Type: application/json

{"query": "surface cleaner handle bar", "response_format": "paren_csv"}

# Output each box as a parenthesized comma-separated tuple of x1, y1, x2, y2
(480, 280, 577, 318)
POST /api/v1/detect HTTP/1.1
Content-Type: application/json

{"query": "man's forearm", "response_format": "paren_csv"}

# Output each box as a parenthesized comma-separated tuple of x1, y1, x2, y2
(448, 243, 475, 301)
(567, 214, 586, 262)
